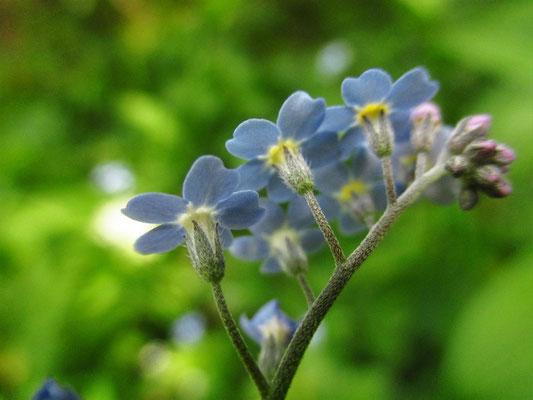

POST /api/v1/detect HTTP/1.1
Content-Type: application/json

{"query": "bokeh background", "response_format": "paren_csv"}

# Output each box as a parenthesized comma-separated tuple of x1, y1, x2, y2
(1, 0, 532, 399)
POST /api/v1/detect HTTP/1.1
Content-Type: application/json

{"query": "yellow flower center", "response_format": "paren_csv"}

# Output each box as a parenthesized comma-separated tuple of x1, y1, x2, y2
(357, 102, 389, 124)
(266, 139, 298, 166)
(338, 180, 368, 201)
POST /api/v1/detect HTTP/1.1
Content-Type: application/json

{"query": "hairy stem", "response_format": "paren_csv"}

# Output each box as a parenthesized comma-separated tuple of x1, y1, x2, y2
(268, 164, 446, 400)
(211, 282, 270, 398)
(381, 156, 397, 205)
(303, 191, 345, 266)
(296, 273, 315, 308)
(415, 152, 428, 180)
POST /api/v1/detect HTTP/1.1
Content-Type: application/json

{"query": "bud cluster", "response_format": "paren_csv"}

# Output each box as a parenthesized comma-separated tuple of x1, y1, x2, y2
(445, 115, 516, 210)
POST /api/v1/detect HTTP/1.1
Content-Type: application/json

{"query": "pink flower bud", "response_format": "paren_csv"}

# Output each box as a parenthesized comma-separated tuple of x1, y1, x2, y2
(464, 139, 497, 163)
(474, 165, 502, 186)
(494, 144, 516, 165)
(482, 179, 512, 198)
(410, 102, 442, 124)
(465, 114, 492, 135)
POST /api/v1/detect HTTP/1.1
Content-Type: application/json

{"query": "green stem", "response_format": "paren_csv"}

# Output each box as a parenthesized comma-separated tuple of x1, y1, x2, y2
(211, 282, 270, 399)
(303, 191, 345, 267)
(296, 273, 315, 308)
(381, 156, 397, 205)
(268, 164, 446, 400)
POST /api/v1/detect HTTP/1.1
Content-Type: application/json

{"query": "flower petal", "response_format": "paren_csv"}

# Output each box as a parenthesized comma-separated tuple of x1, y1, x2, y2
(260, 257, 283, 274)
(218, 225, 234, 248)
(250, 199, 285, 235)
(301, 130, 341, 169)
(277, 91, 326, 140)
(316, 194, 341, 220)
(236, 159, 272, 191)
(341, 69, 392, 106)
(339, 212, 366, 235)
(339, 126, 365, 161)
(389, 110, 411, 143)
(183, 155, 239, 206)
(267, 174, 296, 203)
(287, 196, 314, 229)
(351, 146, 382, 181)
(301, 228, 324, 253)
(134, 224, 186, 255)
(386, 67, 439, 110)
(240, 314, 263, 344)
(314, 162, 349, 193)
(226, 119, 280, 159)
(230, 236, 269, 261)
(216, 190, 265, 229)
(320, 106, 355, 132)
(122, 193, 187, 223)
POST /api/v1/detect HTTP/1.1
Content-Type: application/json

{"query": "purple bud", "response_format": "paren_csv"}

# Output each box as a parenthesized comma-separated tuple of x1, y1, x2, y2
(459, 186, 478, 211)
(448, 116, 488, 154)
(474, 165, 502, 186)
(445, 155, 470, 177)
(410, 102, 441, 124)
(482, 178, 512, 198)
(465, 114, 492, 135)
(464, 139, 497, 163)
(493, 144, 516, 165)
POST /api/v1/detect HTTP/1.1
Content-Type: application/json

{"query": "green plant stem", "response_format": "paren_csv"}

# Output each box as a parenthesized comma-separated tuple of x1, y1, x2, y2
(303, 191, 345, 267)
(381, 156, 397, 205)
(211, 282, 270, 399)
(415, 151, 428, 180)
(268, 164, 446, 400)
(296, 273, 315, 308)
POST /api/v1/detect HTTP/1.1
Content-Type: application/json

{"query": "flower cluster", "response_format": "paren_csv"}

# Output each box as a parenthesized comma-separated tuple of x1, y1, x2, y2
(115, 66, 515, 396)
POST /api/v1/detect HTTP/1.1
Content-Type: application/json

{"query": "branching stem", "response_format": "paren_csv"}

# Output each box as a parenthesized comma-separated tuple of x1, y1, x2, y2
(296, 273, 315, 308)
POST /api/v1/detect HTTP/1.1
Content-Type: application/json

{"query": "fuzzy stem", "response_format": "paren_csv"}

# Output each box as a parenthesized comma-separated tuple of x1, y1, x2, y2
(296, 273, 315, 308)
(211, 282, 270, 398)
(415, 152, 428, 180)
(381, 156, 397, 205)
(268, 164, 446, 400)
(303, 191, 345, 266)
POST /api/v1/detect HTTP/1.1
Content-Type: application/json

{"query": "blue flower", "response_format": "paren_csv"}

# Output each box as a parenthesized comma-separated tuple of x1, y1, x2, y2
(321, 67, 439, 134)
(230, 198, 324, 274)
(314, 146, 396, 234)
(240, 300, 299, 346)
(122, 155, 264, 254)
(226, 91, 340, 202)
(32, 378, 81, 400)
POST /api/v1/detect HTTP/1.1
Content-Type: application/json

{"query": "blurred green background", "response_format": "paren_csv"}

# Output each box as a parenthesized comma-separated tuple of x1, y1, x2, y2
(1, 0, 532, 399)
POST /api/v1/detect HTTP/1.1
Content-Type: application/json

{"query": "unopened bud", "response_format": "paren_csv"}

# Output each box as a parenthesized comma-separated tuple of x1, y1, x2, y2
(473, 165, 503, 187)
(465, 114, 492, 135)
(445, 155, 470, 177)
(186, 221, 225, 283)
(481, 178, 512, 198)
(411, 102, 442, 124)
(361, 110, 394, 157)
(448, 116, 490, 154)
(464, 139, 497, 163)
(492, 144, 516, 165)
(459, 186, 479, 211)
(275, 147, 314, 195)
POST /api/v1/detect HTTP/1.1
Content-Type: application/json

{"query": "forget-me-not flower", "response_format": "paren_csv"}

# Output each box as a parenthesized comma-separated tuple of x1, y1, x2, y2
(122, 155, 264, 255)
(226, 91, 340, 202)
(230, 198, 324, 276)
(32, 378, 81, 400)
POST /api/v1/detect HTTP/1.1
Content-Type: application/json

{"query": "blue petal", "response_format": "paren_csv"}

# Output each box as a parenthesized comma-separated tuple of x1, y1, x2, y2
(301, 130, 341, 169)
(350, 146, 382, 181)
(122, 193, 188, 223)
(218, 225, 234, 248)
(260, 257, 283, 274)
(339, 126, 365, 161)
(287, 196, 314, 229)
(370, 181, 406, 211)
(183, 155, 239, 206)
(216, 190, 264, 229)
(316, 194, 340, 220)
(226, 119, 280, 159)
(341, 69, 392, 106)
(236, 159, 272, 191)
(314, 162, 349, 193)
(230, 236, 269, 261)
(386, 67, 439, 110)
(252, 299, 281, 325)
(320, 106, 355, 132)
(240, 314, 263, 344)
(339, 212, 367, 235)
(277, 91, 326, 140)
(250, 199, 285, 235)
(134, 224, 186, 255)
(267, 174, 296, 203)
(32, 378, 81, 400)
(389, 110, 411, 143)
(301, 229, 324, 253)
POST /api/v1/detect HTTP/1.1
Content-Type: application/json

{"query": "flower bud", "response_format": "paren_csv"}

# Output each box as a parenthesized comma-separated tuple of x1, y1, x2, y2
(464, 139, 497, 163)
(275, 147, 314, 195)
(447, 116, 490, 154)
(492, 144, 516, 165)
(481, 178, 512, 198)
(186, 221, 225, 283)
(473, 165, 502, 187)
(445, 155, 470, 178)
(410, 102, 442, 125)
(459, 186, 479, 211)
